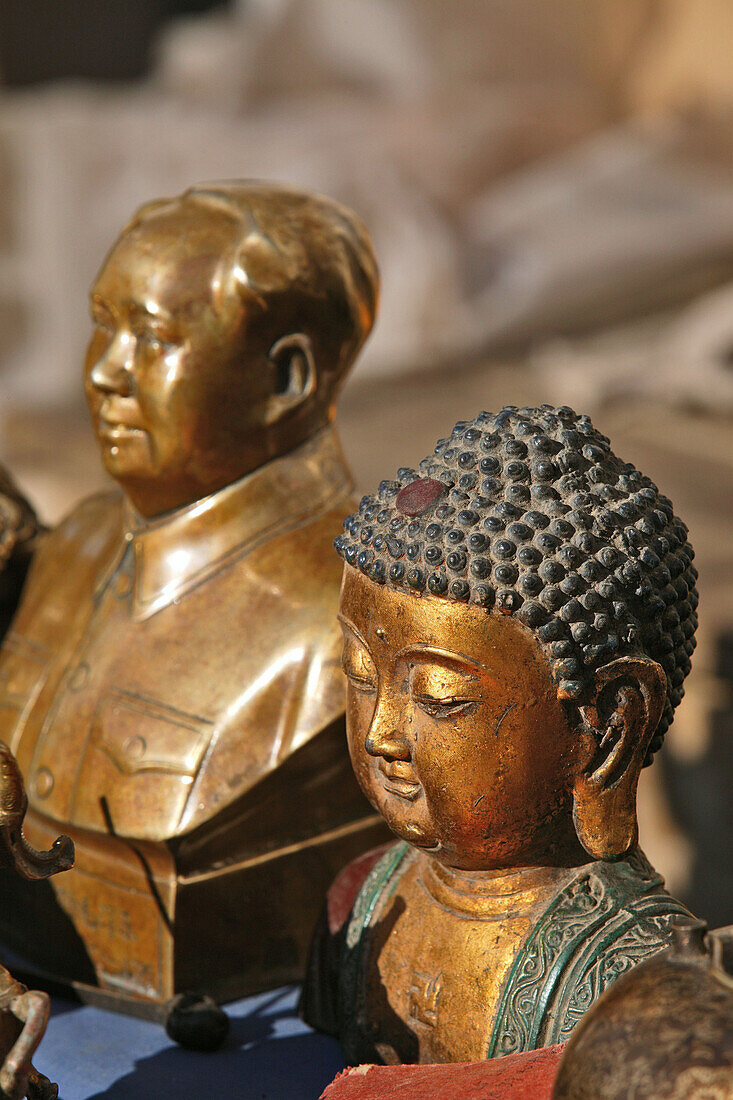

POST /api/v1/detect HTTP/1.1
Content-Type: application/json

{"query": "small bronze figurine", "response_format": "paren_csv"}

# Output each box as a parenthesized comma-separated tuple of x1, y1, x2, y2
(553, 917, 733, 1098)
(303, 404, 698, 1064)
(0, 741, 73, 1100)
(0, 183, 386, 1020)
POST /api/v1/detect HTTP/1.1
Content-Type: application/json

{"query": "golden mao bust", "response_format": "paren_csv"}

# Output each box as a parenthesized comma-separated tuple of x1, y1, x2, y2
(0, 183, 386, 1018)
(303, 404, 697, 1065)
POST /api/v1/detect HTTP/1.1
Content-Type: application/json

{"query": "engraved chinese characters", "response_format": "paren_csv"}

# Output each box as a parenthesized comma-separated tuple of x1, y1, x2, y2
(0, 183, 387, 1016)
(303, 404, 698, 1064)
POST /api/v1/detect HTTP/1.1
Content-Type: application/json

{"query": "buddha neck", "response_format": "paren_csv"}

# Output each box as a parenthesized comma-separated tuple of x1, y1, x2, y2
(419, 853, 579, 920)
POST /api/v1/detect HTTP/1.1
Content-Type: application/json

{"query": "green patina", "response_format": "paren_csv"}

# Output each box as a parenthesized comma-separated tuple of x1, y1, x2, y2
(335, 842, 692, 1063)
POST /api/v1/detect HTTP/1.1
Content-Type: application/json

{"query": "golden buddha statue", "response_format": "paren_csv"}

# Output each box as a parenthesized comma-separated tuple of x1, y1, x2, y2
(0, 183, 387, 1020)
(303, 404, 698, 1065)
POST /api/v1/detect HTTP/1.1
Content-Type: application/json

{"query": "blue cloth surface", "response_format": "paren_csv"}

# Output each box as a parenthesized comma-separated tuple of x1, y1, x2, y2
(35, 986, 345, 1099)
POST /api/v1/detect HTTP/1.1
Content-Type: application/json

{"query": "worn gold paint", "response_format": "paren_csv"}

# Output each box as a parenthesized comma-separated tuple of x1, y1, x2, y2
(338, 567, 588, 1062)
(327, 566, 682, 1063)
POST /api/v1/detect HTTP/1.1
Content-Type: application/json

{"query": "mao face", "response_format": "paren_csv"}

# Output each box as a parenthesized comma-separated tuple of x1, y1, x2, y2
(85, 203, 272, 516)
(339, 566, 584, 871)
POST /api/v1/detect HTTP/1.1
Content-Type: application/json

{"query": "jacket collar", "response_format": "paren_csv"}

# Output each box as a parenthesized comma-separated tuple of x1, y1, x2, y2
(98, 427, 352, 622)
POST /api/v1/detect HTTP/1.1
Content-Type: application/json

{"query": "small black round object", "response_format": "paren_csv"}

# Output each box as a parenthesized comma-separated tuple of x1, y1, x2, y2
(506, 460, 529, 481)
(520, 573, 544, 596)
(165, 994, 230, 1052)
(471, 557, 491, 579)
(450, 578, 470, 600)
(428, 571, 448, 594)
(446, 550, 467, 572)
(484, 515, 504, 532)
(494, 538, 516, 559)
(518, 546, 541, 566)
(504, 439, 528, 457)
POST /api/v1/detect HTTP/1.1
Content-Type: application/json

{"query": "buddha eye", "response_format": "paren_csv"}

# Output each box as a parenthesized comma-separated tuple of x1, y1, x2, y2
(411, 693, 477, 719)
(341, 640, 377, 695)
(342, 666, 377, 695)
(408, 662, 481, 719)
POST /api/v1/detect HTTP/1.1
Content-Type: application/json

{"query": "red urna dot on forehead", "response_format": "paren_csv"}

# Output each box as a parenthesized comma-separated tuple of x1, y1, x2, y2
(395, 478, 445, 517)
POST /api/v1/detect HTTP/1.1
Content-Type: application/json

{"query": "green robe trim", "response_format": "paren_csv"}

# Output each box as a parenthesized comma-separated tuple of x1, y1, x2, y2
(338, 842, 692, 1062)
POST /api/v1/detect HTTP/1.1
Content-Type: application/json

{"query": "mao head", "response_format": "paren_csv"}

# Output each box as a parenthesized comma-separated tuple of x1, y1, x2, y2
(85, 182, 378, 516)
(335, 405, 697, 870)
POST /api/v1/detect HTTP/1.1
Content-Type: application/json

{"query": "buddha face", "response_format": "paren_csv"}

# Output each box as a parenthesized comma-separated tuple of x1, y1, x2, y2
(339, 566, 587, 871)
(85, 202, 273, 516)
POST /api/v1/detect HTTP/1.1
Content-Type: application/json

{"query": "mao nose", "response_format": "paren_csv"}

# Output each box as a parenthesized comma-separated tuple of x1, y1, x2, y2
(89, 331, 135, 396)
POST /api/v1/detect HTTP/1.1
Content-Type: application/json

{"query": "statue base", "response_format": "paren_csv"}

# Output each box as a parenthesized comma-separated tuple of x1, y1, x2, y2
(0, 807, 388, 1015)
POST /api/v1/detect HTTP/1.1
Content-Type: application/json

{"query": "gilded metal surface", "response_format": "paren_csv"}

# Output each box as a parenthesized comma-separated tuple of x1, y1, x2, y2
(304, 404, 698, 1064)
(553, 918, 733, 1098)
(0, 182, 386, 1007)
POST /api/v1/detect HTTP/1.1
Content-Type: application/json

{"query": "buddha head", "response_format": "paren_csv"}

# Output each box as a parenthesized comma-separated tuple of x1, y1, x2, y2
(335, 406, 698, 872)
(85, 182, 379, 517)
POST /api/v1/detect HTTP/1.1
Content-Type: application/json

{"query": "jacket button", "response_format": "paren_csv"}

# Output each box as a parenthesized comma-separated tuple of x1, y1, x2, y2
(123, 735, 146, 761)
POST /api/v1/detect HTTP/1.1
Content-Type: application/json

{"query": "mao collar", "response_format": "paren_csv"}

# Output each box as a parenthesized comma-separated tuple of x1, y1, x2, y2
(116, 427, 351, 621)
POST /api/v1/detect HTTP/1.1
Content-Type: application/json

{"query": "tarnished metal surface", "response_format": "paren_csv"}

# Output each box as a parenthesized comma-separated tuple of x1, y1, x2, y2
(0, 182, 387, 1008)
(553, 918, 733, 1098)
(304, 405, 698, 1064)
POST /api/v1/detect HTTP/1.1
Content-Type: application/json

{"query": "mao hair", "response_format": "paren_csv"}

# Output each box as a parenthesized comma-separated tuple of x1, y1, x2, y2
(124, 182, 379, 384)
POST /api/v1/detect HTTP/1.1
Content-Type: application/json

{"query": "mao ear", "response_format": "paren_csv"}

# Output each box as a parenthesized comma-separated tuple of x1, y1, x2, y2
(265, 334, 316, 423)
(572, 655, 666, 861)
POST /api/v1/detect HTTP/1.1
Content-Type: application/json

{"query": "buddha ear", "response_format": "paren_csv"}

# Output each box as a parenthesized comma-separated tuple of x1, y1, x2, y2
(572, 655, 666, 861)
(265, 334, 316, 423)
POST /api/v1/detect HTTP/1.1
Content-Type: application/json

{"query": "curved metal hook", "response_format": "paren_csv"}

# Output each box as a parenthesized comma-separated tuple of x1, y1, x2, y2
(0, 742, 74, 881)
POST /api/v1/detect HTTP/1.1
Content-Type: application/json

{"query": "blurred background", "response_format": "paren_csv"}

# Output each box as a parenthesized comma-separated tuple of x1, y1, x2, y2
(0, 0, 731, 925)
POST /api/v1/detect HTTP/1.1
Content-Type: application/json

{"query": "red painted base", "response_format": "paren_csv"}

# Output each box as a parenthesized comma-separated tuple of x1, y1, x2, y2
(320, 1044, 566, 1100)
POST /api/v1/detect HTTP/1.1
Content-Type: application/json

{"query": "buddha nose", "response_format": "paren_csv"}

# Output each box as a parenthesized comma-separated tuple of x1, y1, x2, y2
(89, 330, 135, 396)
(365, 717, 410, 763)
